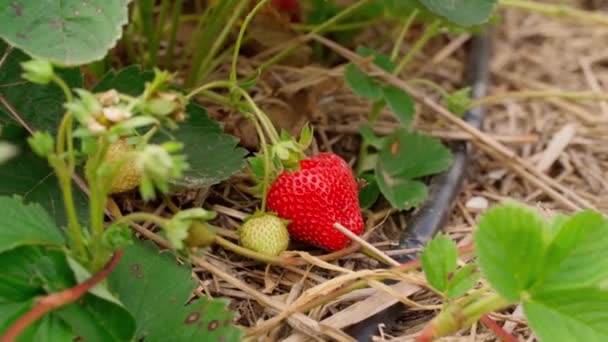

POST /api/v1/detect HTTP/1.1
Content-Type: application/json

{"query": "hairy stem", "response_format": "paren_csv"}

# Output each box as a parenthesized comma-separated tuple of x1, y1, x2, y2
(395, 19, 440, 75)
(230, 0, 269, 84)
(390, 9, 419, 61)
(0, 251, 123, 342)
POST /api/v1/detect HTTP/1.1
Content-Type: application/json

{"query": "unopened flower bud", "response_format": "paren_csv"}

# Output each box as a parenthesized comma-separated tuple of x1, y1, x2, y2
(97, 89, 120, 106)
(103, 107, 131, 122)
(21, 59, 54, 84)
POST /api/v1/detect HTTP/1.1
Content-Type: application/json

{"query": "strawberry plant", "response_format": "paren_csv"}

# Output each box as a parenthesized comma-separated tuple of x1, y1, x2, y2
(416, 202, 608, 341)
(1, 0, 607, 341)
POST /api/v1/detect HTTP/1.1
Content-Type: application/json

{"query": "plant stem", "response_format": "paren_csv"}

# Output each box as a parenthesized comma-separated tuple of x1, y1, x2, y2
(165, 0, 183, 69)
(186, 81, 280, 145)
(259, 0, 374, 72)
(390, 9, 419, 61)
(230, 0, 269, 85)
(407, 78, 450, 98)
(499, 0, 608, 26)
(187, 0, 245, 87)
(395, 19, 440, 75)
(0, 251, 124, 342)
(465, 90, 608, 110)
(292, 18, 384, 33)
(115, 211, 171, 229)
(424, 292, 512, 340)
(139, 0, 156, 67)
(154, 0, 172, 65)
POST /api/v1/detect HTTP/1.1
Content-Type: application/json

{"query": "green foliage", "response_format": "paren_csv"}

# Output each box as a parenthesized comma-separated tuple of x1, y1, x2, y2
(344, 63, 383, 101)
(0, 196, 64, 253)
(375, 129, 452, 210)
(474, 203, 550, 301)
(0, 245, 136, 341)
(421, 234, 457, 293)
(0, 0, 130, 65)
(421, 234, 479, 298)
(108, 240, 242, 342)
(159, 104, 247, 190)
(0, 42, 83, 134)
(382, 86, 415, 126)
(417, 0, 498, 26)
(474, 203, 608, 341)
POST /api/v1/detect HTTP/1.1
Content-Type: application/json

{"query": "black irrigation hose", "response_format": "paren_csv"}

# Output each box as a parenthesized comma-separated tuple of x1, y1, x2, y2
(344, 33, 491, 342)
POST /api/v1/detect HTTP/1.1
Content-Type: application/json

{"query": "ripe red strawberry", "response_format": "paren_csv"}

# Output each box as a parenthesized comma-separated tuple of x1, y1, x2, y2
(266, 152, 364, 251)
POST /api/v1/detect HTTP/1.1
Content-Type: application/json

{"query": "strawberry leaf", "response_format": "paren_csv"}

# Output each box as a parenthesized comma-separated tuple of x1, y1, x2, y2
(161, 104, 247, 189)
(535, 211, 608, 291)
(421, 234, 458, 293)
(0, 246, 136, 341)
(474, 202, 550, 302)
(0, 43, 90, 228)
(378, 128, 452, 179)
(92, 65, 155, 96)
(358, 172, 380, 210)
(417, 0, 498, 26)
(0, 0, 130, 65)
(382, 86, 415, 126)
(446, 264, 479, 299)
(344, 63, 383, 101)
(375, 166, 427, 210)
(0, 195, 64, 253)
(355, 46, 396, 73)
(524, 286, 608, 342)
(108, 240, 242, 342)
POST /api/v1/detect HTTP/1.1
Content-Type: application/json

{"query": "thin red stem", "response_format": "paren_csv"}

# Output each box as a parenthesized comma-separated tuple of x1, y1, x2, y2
(480, 314, 519, 342)
(1, 251, 124, 342)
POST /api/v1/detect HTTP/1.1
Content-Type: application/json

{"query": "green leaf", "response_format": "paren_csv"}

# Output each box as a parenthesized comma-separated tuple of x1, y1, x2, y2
(474, 203, 550, 302)
(0, 0, 130, 65)
(108, 240, 242, 342)
(524, 286, 608, 342)
(375, 166, 427, 210)
(378, 129, 452, 179)
(421, 234, 458, 293)
(344, 63, 383, 101)
(382, 86, 415, 126)
(356, 46, 395, 73)
(535, 211, 608, 291)
(359, 124, 384, 150)
(0, 246, 135, 341)
(0, 42, 83, 134)
(92, 66, 155, 96)
(0, 126, 90, 228)
(446, 264, 480, 299)
(55, 294, 135, 342)
(358, 172, 380, 210)
(0, 195, 64, 253)
(158, 103, 247, 189)
(418, 0, 498, 26)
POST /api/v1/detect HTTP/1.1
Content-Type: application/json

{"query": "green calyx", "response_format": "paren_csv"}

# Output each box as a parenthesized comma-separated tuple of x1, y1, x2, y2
(246, 124, 313, 199)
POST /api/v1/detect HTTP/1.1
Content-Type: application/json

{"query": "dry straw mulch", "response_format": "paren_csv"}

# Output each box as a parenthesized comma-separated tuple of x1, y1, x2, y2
(119, 1, 608, 341)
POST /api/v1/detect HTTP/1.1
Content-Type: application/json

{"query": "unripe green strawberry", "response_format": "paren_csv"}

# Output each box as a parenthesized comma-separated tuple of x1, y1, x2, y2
(87, 138, 141, 194)
(238, 213, 289, 256)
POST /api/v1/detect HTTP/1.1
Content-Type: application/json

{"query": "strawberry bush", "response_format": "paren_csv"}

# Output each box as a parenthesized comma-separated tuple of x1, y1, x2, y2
(0, 0, 607, 341)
